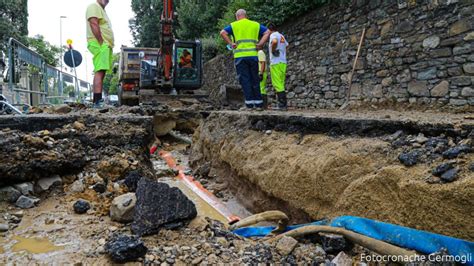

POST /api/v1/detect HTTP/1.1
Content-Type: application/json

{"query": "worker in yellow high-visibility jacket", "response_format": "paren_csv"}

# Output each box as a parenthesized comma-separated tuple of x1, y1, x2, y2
(220, 9, 270, 110)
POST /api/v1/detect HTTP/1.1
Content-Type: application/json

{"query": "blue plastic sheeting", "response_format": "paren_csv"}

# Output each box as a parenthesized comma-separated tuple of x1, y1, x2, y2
(330, 216, 474, 265)
(232, 216, 474, 265)
(232, 220, 327, 238)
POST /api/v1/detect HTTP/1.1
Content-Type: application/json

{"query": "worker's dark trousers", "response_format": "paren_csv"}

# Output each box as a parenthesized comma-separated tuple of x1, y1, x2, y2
(235, 59, 263, 108)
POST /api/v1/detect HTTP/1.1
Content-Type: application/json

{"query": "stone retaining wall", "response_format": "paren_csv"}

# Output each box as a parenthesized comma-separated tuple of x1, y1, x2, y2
(203, 0, 474, 109)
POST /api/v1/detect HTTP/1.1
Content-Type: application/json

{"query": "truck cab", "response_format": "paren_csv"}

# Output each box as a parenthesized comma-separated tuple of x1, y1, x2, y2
(118, 47, 159, 106)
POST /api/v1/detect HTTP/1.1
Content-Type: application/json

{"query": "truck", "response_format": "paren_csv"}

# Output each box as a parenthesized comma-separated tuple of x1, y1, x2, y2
(117, 0, 203, 106)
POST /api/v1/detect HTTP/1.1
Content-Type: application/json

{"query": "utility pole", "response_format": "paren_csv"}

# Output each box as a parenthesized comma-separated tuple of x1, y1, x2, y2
(59, 16, 67, 98)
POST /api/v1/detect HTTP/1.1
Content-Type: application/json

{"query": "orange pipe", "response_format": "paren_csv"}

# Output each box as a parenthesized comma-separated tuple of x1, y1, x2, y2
(152, 147, 240, 223)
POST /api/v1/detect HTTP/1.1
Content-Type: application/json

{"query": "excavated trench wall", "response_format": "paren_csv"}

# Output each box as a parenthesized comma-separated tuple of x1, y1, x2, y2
(204, 0, 474, 110)
(190, 112, 474, 241)
(0, 114, 154, 186)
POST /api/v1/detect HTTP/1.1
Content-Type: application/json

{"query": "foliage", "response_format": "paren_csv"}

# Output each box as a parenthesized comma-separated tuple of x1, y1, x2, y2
(63, 84, 75, 97)
(129, 0, 342, 60)
(130, 0, 163, 47)
(0, 0, 28, 52)
(176, 0, 229, 40)
(103, 53, 120, 95)
(26, 35, 61, 67)
(218, 0, 338, 30)
(201, 36, 220, 62)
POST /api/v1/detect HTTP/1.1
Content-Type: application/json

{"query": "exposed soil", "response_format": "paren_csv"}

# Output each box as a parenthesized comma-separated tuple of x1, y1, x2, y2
(0, 121, 368, 264)
(1, 103, 472, 264)
(190, 111, 474, 241)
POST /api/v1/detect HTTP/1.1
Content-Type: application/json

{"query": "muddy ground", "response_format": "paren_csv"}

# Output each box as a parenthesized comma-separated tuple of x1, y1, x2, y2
(0, 105, 370, 264)
(0, 103, 473, 264)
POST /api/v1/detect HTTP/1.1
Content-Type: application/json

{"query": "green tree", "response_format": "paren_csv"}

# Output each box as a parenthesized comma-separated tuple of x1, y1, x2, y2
(176, 0, 229, 40)
(130, 0, 163, 47)
(129, 0, 344, 60)
(217, 0, 338, 30)
(0, 0, 28, 52)
(27, 35, 61, 67)
(63, 84, 75, 97)
(103, 53, 120, 95)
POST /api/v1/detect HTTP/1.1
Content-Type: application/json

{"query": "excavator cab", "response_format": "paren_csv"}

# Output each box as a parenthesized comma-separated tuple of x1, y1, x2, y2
(173, 40, 203, 90)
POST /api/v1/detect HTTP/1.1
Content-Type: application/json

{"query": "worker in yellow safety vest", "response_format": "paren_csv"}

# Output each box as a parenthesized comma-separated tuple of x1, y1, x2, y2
(220, 9, 270, 110)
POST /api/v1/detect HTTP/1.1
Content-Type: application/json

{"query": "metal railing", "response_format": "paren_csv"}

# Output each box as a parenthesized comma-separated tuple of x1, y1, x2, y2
(6, 37, 91, 107)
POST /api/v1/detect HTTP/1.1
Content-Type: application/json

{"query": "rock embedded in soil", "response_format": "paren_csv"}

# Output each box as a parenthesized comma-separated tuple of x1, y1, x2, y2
(276, 236, 298, 256)
(193, 162, 210, 177)
(0, 186, 22, 203)
(15, 195, 39, 209)
(432, 163, 454, 176)
(73, 199, 91, 214)
(156, 168, 179, 178)
(398, 150, 420, 166)
(386, 130, 403, 141)
(124, 171, 142, 192)
(72, 121, 86, 131)
(191, 257, 203, 264)
(97, 156, 131, 181)
(54, 104, 72, 114)
(314, 245, 326, 256)
(92, 183, 107, 193)
(442, 145, 472, 159)
(425, 137, 449, 153)
(320, 234, 352, 254)
(469, 163, 474, 172)
(35, 175, 62, 193)
(13, 182, 34, 196)
(331, 251, 352, 266)
(12, 211, 24, 218)
(440, 168, 459, 182)
(189, 216, 209, 231)
(104, 234, 148, 263)
(414, 133, 428, 144)
(110, 193, 137, 223)
(0, 223, 9, 232)
(69, 180, 85, 193)
(131, 178, 197, 236)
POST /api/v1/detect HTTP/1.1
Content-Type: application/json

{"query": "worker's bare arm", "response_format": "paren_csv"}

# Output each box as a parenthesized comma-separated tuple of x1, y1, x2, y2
(220, 30, 236, 49)
(256, 29, 271, 50)
(88, 17, 104, 45)
(271, 38, 278, 53)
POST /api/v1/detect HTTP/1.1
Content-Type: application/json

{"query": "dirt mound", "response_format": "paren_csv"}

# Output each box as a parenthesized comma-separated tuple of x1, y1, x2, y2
(191, 113, 474, 240)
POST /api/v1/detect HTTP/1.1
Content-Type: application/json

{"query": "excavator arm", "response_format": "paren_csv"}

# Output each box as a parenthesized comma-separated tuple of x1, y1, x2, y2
(160, 0, 174, 83)
(118, 0, 203, 106)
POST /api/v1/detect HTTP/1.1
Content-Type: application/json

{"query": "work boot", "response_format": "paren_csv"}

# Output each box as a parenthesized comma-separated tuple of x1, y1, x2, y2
(93, 99, 105, 109)
(239, 106, 253, 111)
(276, 92, 287, 111)
(262, 94, 268, 109)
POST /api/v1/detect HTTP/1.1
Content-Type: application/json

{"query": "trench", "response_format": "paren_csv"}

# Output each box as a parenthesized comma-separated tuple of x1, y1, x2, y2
(185, 110, 474, 241)
(151, 113, 313, 224)
(153, 109, 474, 241)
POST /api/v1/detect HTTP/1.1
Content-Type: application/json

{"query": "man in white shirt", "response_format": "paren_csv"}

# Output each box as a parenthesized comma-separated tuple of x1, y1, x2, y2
(258, 49, 268, 108)
(268, 23, 289, 110)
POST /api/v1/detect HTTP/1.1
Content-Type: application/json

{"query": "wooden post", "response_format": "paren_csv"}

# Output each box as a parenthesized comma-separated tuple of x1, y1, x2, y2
(340, 27, 366, 110)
